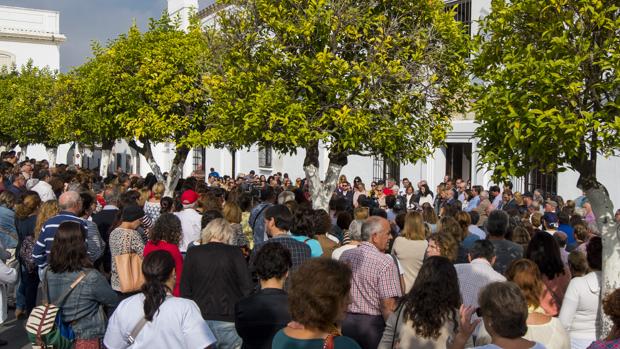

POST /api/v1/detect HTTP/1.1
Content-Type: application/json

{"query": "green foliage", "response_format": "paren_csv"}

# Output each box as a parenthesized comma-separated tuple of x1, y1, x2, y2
(73, 13, 215, 148)
(0, 62, 60, 147)
(204, 0, 470, 161)
(473, 0, 620, 180)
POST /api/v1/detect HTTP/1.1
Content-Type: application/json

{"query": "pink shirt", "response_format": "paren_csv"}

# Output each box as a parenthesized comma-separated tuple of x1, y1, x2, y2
(340, 242, 402, 315)
(540, 265, 571, 316)
(144, 240, 184, 296)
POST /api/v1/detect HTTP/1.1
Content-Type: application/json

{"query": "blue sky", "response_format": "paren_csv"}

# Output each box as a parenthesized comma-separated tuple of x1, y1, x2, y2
(2, 0, 167, 72)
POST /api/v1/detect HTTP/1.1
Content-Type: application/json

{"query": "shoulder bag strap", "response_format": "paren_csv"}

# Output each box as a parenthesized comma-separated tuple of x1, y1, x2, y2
(391, 304, 405, 349)
(128, 295, 171, 344)
(42, 268, 50, 305)
(54, 271, 88, 305)
(389, 254, 405, 295)
(128, 318, 148, 345)
(251, 204, 269, 231)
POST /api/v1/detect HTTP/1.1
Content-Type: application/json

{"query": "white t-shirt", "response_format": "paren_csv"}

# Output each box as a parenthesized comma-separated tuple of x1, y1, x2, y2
(175, 208, 202, 252)
(475, 343, 546, 349)
(104, 294, 216, 349)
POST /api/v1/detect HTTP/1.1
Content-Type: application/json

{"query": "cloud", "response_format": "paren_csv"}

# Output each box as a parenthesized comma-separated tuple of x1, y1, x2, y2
(1, 0, 167, 71)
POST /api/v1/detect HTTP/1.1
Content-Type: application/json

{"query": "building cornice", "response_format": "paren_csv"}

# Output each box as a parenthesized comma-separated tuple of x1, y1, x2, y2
(0, 28, 66, 43)
(196, 2, 228, 20)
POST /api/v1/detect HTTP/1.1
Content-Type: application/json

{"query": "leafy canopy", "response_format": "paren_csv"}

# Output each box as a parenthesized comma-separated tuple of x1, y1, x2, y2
(204, 0, 470, 161)
(77, 13, 216, 148)
(473, 0, 620, 180)
(0, 62, 60, 147)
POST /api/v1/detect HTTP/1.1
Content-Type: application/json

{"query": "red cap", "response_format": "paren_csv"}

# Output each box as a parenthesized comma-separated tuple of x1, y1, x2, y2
(181, 190, 199, 205)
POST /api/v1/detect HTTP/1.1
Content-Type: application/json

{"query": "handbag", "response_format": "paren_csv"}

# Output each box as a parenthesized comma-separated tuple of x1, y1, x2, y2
(26, 271, 88, 349)
(114, 252, 144, 293)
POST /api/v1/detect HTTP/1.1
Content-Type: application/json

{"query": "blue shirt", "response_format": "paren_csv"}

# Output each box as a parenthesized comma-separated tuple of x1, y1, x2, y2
(558, 224, 576, 245)
(33, 212, 88, 269)
(464, 196, 480, 212)
(290, 236, 323, 257)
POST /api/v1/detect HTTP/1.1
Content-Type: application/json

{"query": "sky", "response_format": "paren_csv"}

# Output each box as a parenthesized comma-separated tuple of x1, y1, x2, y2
(2, 0, 167, 72)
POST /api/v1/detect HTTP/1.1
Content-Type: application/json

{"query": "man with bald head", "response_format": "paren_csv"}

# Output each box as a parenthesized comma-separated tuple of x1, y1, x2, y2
(32, 191, 88, 274)
(340, 216, 402, 349)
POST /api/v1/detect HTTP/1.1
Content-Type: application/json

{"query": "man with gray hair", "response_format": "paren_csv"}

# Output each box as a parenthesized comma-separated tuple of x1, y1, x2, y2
(32, 191, 88, 272)
(340, 216, 402, 349)
(331, 219, 364, 260)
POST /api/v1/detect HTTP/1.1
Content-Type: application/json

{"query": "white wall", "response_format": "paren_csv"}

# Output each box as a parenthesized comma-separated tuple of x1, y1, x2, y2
(0, 5, 64, 71)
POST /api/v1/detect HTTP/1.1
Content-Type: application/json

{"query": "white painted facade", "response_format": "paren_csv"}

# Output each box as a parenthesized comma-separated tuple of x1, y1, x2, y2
(0, 5, 65, 70)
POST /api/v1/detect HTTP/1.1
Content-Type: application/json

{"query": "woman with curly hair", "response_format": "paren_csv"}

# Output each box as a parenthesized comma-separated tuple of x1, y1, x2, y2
(587, 288, 620, 348)
(272, 258, 361, 349)
(378, 256, 460, 349)
(426, 233, 458, 262)
(143, 213, 183, 296)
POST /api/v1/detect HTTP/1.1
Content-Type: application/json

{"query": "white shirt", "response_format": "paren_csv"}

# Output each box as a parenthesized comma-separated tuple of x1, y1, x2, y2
(104, 294, 216, 349)
(175, 208, 202, 252)
(332, 244, 358, 261)
(0, 259, 17, 323)
(31, 180, 56, 202)
(476, 316, 569, 349)
(559, 271, 601, 341)
(455, 259, 506, 308)
(468, 225, 487, 240)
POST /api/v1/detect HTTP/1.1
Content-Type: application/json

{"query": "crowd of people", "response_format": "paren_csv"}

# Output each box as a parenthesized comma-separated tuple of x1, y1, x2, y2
(0, 151, 618, 349)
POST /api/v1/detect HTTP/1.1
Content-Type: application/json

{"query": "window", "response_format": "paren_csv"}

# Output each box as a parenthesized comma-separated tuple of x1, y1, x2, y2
(258, 146, 272, 168)
(0, 51, 15, 68)
(372, 155, 400, 183)
(193, 147, 205, 171)
(525, 169, 558, 196)
(445, 0, 472, 35)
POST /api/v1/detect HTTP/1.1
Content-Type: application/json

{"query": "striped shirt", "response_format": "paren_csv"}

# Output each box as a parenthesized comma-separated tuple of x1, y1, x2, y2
(32, 212, 88, 269)
(340, 242, 402, 315)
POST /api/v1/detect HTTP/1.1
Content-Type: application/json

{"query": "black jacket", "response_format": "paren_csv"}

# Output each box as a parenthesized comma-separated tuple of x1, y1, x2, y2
(181, 242, 253, 322)
(235, 288, 291, 349)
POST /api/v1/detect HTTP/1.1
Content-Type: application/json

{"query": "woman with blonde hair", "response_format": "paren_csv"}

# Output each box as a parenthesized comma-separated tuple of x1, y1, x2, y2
(392, 211, 428, 291)
(181, 218, 252, 348)
(223, 201, 250, 257)
(475, 259, 570, 349)
(144, 182, 165, 222)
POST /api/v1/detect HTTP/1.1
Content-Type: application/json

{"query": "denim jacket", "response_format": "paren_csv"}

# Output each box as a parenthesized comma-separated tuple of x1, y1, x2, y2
(46, 268, 119, 339)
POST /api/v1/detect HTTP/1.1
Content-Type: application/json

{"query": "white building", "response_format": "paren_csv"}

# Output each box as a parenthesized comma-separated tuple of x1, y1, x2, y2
(0, 5, 65, 70)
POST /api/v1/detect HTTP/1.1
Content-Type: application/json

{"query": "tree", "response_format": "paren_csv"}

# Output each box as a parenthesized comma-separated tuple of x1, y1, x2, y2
(51, 49, 129, 176)
(472, 0, 619, 335)
(80, 14, 215, 194)
(0, 62, 63, 161)
(204, 0, 470, 209)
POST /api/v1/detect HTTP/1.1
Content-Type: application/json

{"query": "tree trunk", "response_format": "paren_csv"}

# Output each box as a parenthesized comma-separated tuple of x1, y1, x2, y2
(100, 149, 112, 178)
(303, 143, 347, 211)
(165, 145, 190, 197)
(73, 143, 81, 166)
(128, 139, 165, 182)
(18, 144, 27, 161)
(576, 170, 618, 338)
(46, 147, 57, 167)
